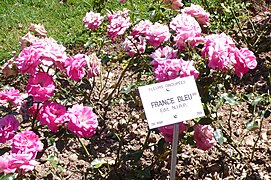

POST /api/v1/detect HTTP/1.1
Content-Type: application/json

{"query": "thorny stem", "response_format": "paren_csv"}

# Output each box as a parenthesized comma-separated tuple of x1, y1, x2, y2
(250, 103, 271, 161)
(228, 105, 233, 138)
(32, 102, 41, 130)
(105, 57, 134, 101)
(230, 7, 251, 48)
(142, 129, 151, 150)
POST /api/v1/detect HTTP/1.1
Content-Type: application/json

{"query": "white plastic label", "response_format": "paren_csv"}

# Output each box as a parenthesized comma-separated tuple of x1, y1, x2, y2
(138, 76, 205, 129)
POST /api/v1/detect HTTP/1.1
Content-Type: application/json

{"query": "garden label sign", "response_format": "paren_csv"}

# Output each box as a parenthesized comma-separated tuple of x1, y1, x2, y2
(139, 76, 205, 129)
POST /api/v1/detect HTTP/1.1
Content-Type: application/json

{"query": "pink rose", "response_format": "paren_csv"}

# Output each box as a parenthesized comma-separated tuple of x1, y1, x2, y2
(65, 54, 87, 81)
(0, 87, 22, 106)
(145, 22, 171, 47)
(170, 14, 202, 50)
(107, 16, 132, 42)
(202, 33, 236, 71)
(152, 58, 199, 82)
(83, 11, 104, 31)
(182, 4, 210, 26)
(179, 60, 199, 79)
(0, 115, 20, 144)
(32, 37, 67, 70)
(131, 20, 152, 38)
(11, 130, 43, 158)
(151, 46, 178, 60)
(37, 101, 67, 132)
(66, 104, 98, 138)
(232, 48, 257, 78)
(26, 72, 56, 102)
(193, 125, 216, 151)
(158, 122, 187, 143)
(19, 32, 39, 50)
(16, 46, 41, 75)
(152, 58, 182, 82)
(0, 153, 39, 174)
(86, 53, 101, 79)
(123, 36, 146, 57)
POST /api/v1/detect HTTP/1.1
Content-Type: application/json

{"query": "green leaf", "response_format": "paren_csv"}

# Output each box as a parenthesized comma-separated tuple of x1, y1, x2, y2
(47, 155, 58, 167)
(251, 96, 264, 106)
(246, 120, 259, 131)
(124, 150, 143, 161)
(90, 158, 107, 169)
(221, 93, 239, 105)
(0, 173, 18, 180)
(214, 129, 225, 144)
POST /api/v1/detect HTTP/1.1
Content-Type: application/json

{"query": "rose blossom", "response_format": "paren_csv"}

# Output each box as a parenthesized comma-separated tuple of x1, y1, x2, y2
(11, 130, 43, 158)
(26, 72, 56, 102)
(152, 58, 199, 82)
(0, 153, 39, 174)
(182, 4, 210, 26)
(0, 115, 20, 144)
(232, 48, 257, 78)
(170, 14, 202, 50)
(201, 33, 236, 71)
(16, 46, 41, 75)
(106, 16, 132, 42)
(19, 32, 39, 50)
(86, 53, 101, 78)
(151, 46, 178, 60)
(37, 101, 67, 132)
(158, 122, 187, 143)
(0, 87, 22, 106)
(32, 37, 67, 70)
(66, 104, 98, 138)
(179, 60, 199, 79)
(193, 125, 216, 151)
(145, 22, 171, 47)
(83, 11, 104, 31)
(123, 36, 146, 57)
(131, 20, 152, 38)
(65, 54, 87, 81)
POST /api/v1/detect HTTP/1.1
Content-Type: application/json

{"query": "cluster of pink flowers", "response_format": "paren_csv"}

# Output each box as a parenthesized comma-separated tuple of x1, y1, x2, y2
(158, 122, 187, 143)
(151, 46, 199, 82)
(170, 13, 202, 50)
(0, 115, 19, 144)
(193, 125, 216, 151)
(106, 9, 132, 41)
(83, 12, 104, 31)
(181, 4, 210, 26)
(0, 130, 43, 174)
(35, 102, 98, 137)
(202, 33, 257, 77)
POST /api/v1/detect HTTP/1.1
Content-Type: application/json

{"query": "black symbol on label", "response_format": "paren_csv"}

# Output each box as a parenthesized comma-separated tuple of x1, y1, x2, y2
(166, 89, 170, 91)
(174, 115, 177, 118)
